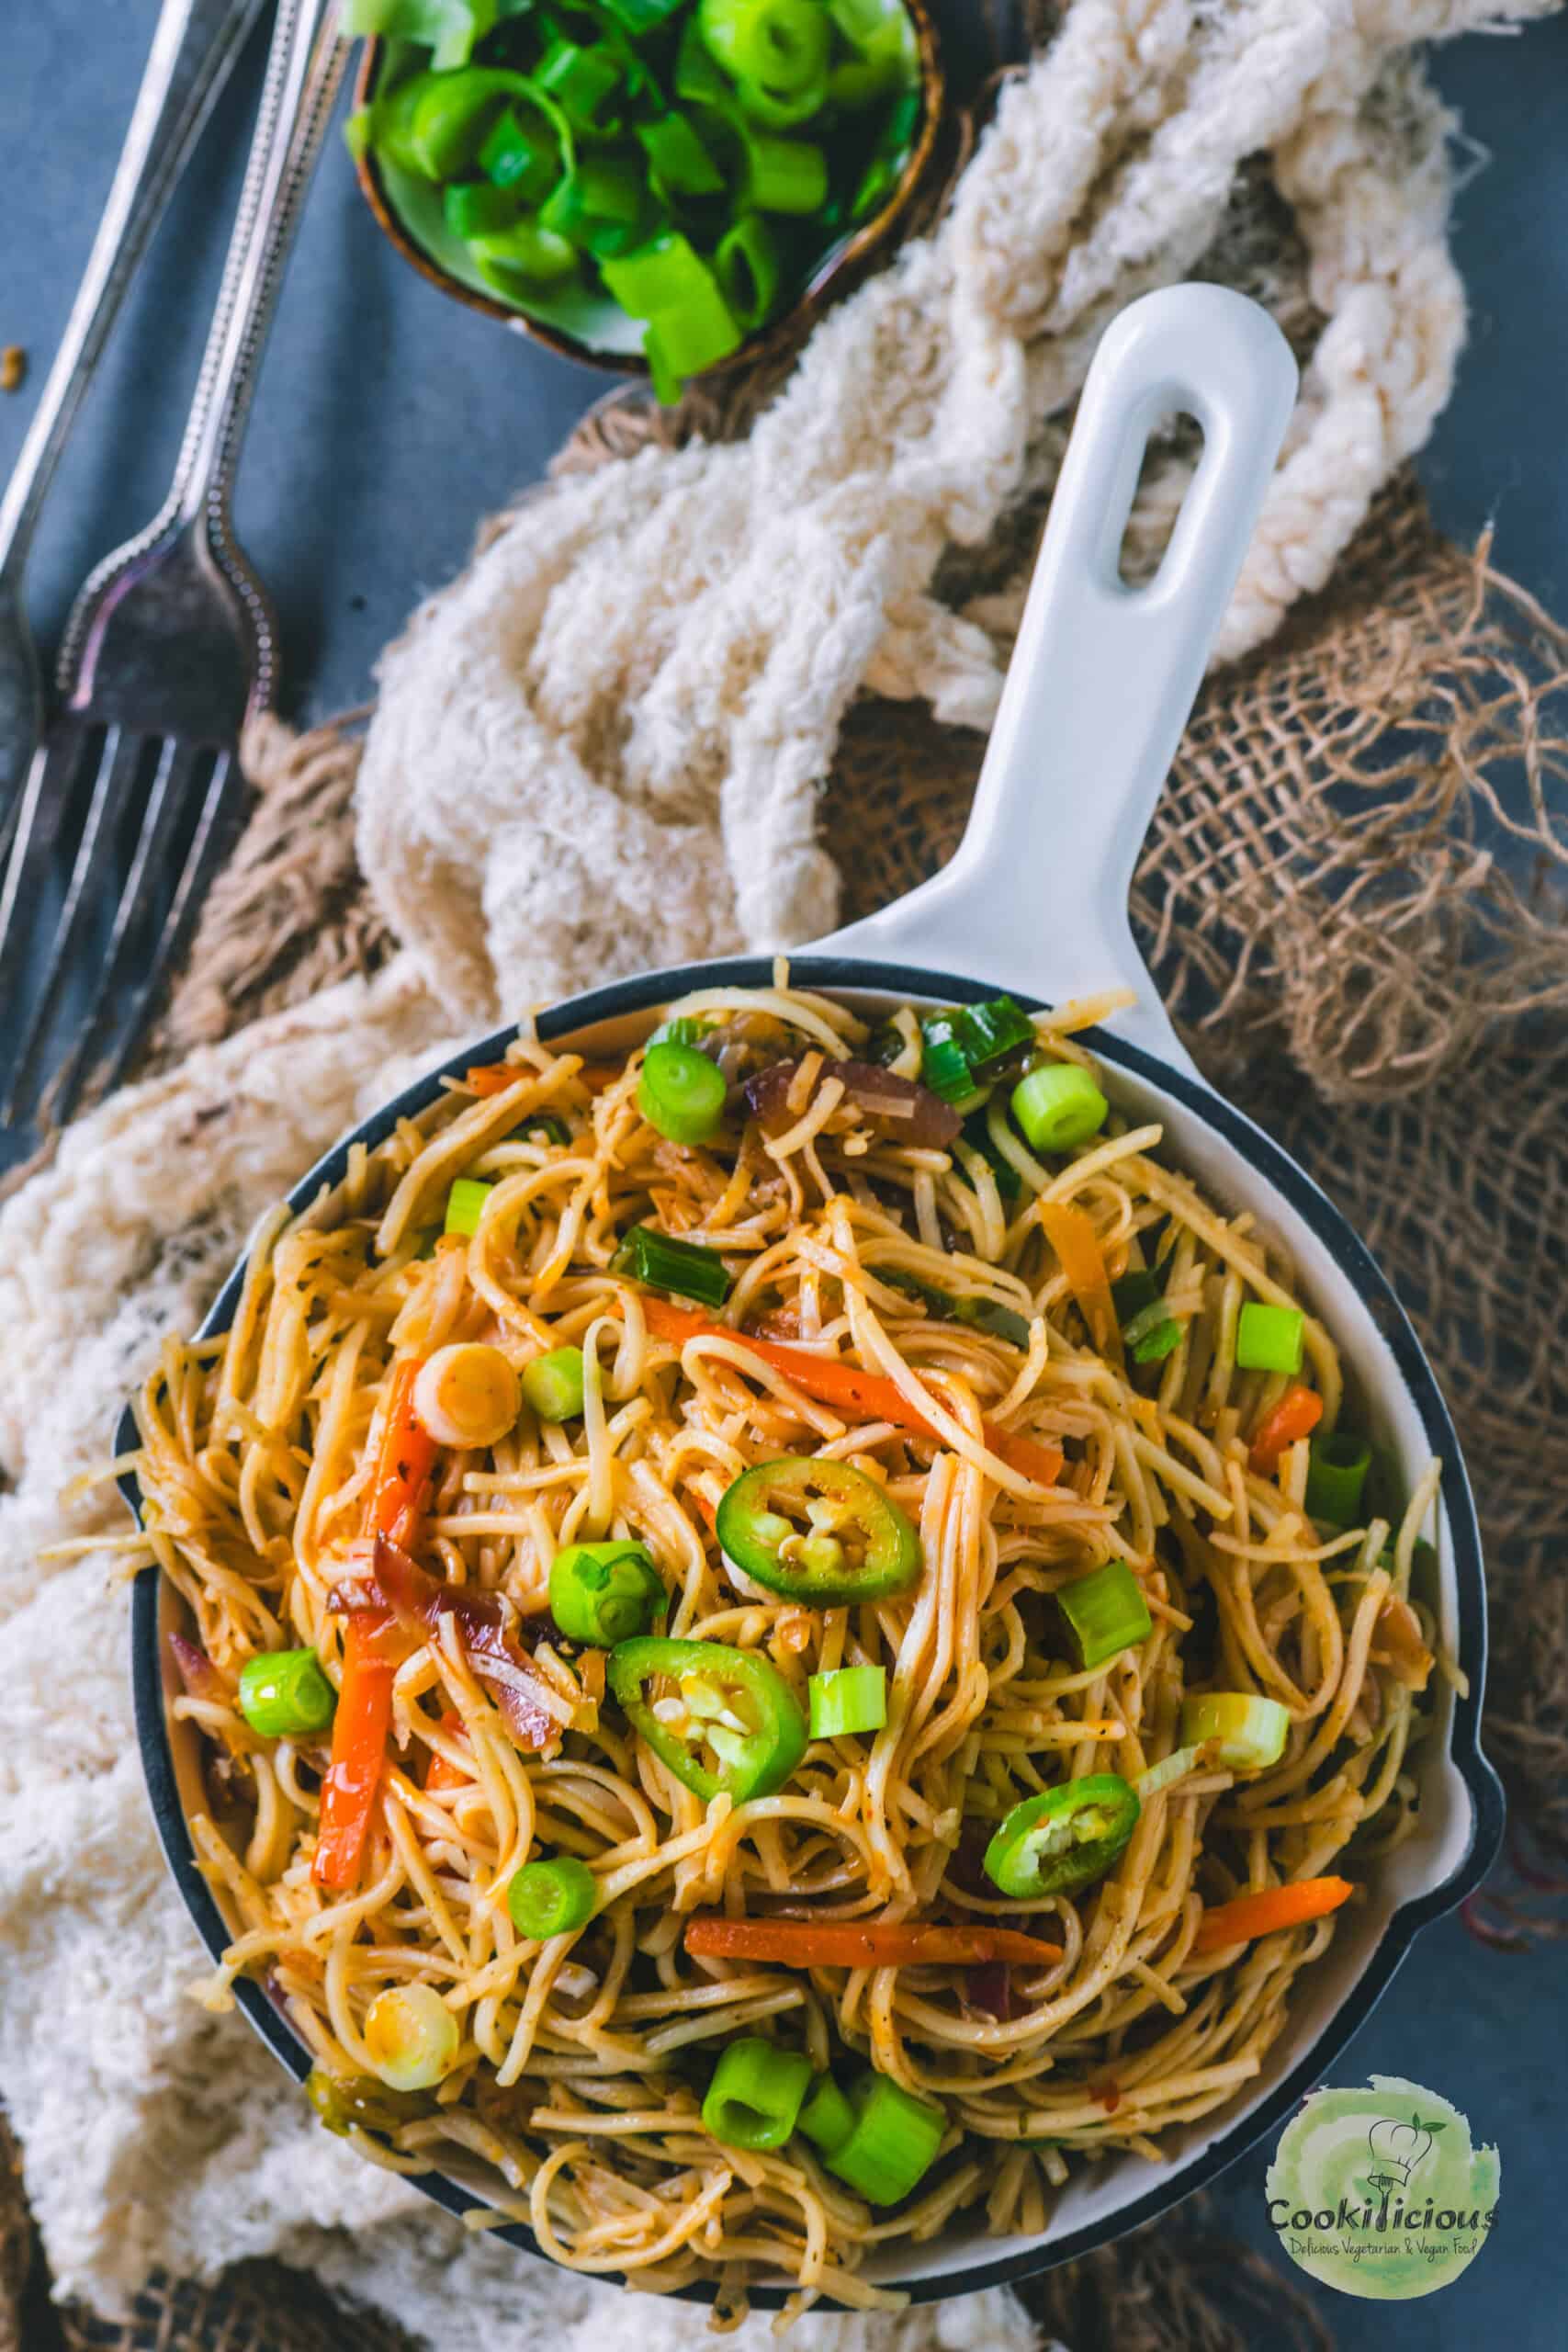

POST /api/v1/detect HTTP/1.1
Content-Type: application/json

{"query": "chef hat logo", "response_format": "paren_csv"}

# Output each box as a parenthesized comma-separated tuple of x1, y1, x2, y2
(1366, 2111, 1443, 2186)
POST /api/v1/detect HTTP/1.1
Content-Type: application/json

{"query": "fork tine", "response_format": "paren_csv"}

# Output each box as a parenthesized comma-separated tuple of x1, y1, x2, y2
(0, 720, 92, 1093)
(62, 743, 243, 1118)
(0, 724, 149, 1122)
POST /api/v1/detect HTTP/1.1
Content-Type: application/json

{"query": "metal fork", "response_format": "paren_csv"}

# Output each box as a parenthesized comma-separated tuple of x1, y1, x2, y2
(0, 0, 267, 820)
(0, 0, 348, 1129)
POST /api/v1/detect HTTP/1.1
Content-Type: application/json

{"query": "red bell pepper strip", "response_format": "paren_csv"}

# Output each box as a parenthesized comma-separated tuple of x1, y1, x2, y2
(636, 1296, 1063, 1487)
(313, 1358, 434, 1889)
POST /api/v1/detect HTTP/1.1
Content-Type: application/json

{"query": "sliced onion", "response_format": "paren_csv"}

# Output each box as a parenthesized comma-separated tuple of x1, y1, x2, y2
(743, 1057, 962, 1146)
(372, 1535, 556, 1751)
(965, 1960, 1014, 2020)
(167, 1630, 229, 1705)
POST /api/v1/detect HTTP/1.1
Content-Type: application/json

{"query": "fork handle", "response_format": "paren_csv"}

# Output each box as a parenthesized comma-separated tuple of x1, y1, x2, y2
(167, 0, 349, 536)
(0, 0, 266, 587)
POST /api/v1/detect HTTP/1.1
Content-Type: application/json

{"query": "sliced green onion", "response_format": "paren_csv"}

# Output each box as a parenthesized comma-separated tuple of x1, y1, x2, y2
(539, 155, 646, 241)
(716, 213, 781, 328)
(1179, 1691, 1292, 1771)
(604, 231, 715, 319)
(743, 131, 829, 214)
(549, 1540, 664, 1645)
(645, 287, 744, 386)
(703, 2036, 814, 2150)
(675, 13, 730, 100)
(959, 1107, 1021, 1203)
(881, 1269, 1030, 1348)
(636, 1037, 728, 1142)
(444, 180, 523, 238)
(238, 1648, 336, 1738)
(1235, 1302, 1304, 1374)
(468, 220, 579, 288)
(479, 103, 562, 199)
(953, 994, 1032, 1069)
(1111, 1268, 1161, 1323)
(522, 1345, 586, 1421)
(808, 1665, 887, 1738)
(344, 0, 495, 72)
(444, 1177, 495, 1237)
(1010, 1063, 1109, 1153)
(1135, 1743, 1202, 1800)
(1121, 1295, 1173, 1350)
(636, 110, 724, 194)
(506, 1854, 598, 1938)
(1132, 1318, 1181, 1364)
(1304, 1431, 1371, 1525)
(600, 0, 685, 28)
(796, 2072, 855, 2153)
(1056, 1559, 1151, 1670)
(919, 1012, 981, 1106)
(807, 2069, 945, 2203)
(698, 0, 830, 90)
(536, 38, 623, 128)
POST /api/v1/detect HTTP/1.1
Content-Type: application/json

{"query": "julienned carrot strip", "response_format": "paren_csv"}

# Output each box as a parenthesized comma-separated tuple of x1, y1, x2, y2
(315, 1358, 436, 1888)
(684, 1916, 1063, 1970)
(1038, 1199, 1121, 1363)
(1248, 1382, 1324, 1476)
(1191, 1875, 1353, 1954)
(636, 1296, 1063, 1487)
(313, 1616, 397, 1888)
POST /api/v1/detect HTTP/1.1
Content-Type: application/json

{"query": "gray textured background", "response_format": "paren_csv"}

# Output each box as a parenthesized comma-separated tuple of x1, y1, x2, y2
(2, 6, 1564, 2345)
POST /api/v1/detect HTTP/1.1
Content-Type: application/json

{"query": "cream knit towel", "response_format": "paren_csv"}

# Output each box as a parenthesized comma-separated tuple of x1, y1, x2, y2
(355, 0, 1532, 1027)
(0, 1, 1552, 2344)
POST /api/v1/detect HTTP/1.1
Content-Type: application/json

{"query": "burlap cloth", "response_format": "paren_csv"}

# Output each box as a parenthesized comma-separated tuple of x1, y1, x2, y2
(6, 24, 1568, 2352)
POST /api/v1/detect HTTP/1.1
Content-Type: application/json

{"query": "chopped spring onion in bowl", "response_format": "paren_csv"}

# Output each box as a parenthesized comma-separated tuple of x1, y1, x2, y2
(345, 0, 939, 398)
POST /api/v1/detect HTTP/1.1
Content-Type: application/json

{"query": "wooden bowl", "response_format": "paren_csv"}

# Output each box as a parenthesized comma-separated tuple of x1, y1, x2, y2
(351, 6, 947, 382)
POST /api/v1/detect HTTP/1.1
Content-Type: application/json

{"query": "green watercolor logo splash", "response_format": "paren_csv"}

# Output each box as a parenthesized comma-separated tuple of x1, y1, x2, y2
(1266, 2075, 1500, 2300)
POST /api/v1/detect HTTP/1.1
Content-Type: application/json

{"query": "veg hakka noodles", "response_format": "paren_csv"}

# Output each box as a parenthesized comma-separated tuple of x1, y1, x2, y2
(132, 968, 1442, 2319)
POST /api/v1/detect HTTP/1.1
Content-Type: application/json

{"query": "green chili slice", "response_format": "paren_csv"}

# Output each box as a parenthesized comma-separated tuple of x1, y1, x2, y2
(613, 1223, 733, 1306)
(238, 1648, 336, 1738)
(798, 2067, 946, 2202)
(1304, 1430, 1371, 1525)
(608, 1634, 807, 1801)
(983, 1775, 1140, 1899)
(703, 2035, 814, 2149)
(1056, 1560, 1151, 1669)
(716, 1457, 921, 1605)
(807, 1664, 887, 1738)
(550, 1540, 664, 1645)
(506, 1854, 598, 1937)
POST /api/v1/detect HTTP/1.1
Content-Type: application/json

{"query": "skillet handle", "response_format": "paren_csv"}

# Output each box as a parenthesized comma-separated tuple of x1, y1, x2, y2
(813, 284, 1298, 1080)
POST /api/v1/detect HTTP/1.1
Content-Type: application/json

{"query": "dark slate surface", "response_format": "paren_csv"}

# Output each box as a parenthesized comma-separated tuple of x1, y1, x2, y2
(2, 6, 1564, 2345)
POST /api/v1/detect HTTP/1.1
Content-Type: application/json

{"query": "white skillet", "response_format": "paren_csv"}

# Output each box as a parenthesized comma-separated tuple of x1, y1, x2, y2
(126, 284, 1502, 2308)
